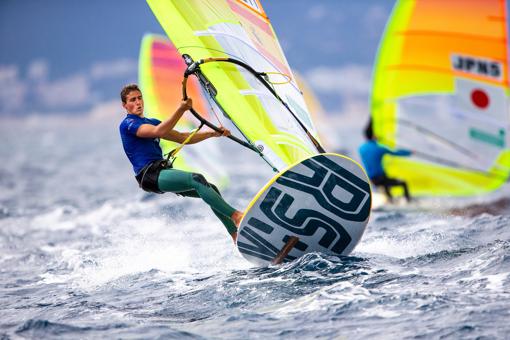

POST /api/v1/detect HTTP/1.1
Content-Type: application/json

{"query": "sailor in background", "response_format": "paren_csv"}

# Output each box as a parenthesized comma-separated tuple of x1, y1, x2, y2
(118, 83, 243, 242)
(358, 121, 412, 203)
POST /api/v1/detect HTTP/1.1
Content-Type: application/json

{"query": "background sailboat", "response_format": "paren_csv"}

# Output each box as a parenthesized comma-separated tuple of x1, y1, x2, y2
(370, 0, 510, 198)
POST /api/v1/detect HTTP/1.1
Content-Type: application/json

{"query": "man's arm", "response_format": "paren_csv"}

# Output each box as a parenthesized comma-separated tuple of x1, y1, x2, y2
(377, 143, 412, 157)
(136, 99, 192, 139)
(162, 128, 231, 144)
(390, 149, 412, 157)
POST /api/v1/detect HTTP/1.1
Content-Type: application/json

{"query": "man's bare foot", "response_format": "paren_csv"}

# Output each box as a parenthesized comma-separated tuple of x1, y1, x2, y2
(230, 232, 238, 243)
(231, 210, 244, 228)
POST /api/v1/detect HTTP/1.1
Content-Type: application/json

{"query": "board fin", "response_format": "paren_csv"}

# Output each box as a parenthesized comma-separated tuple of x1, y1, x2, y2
(271, 236, 299, 265)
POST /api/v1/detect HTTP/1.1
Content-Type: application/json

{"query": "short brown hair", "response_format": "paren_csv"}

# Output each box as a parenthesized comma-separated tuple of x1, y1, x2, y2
(120, 83, 141, 103)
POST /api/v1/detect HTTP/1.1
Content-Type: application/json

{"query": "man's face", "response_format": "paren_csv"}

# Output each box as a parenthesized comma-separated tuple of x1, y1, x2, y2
(123, 90, 144, 116)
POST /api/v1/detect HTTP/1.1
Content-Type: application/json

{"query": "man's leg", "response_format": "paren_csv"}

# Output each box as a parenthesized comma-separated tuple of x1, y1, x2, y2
(175, 187, 237, 236)
(383, 177, 411, 202)
(382, 184, 394, 203)
(157, 169, 238, 236)
(207, 183, 240, 234)
(401, 182, 411, 202)
(371, 176, 394, 203)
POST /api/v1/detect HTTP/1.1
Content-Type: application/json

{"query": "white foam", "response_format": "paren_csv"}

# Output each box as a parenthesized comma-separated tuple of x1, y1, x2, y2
(38, 198, 250, 290)
(485, 273, 507, 291)
(260, 281, 371, 315)
(358, 230, 449, 259)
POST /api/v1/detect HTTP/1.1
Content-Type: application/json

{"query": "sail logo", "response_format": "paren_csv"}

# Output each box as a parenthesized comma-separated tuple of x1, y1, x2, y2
(469, 128, 506, 148)
(451, 55, 502, 80)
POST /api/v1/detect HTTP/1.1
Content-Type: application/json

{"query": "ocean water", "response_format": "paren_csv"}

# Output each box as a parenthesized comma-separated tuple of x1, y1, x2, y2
(1, 115, 510, 339)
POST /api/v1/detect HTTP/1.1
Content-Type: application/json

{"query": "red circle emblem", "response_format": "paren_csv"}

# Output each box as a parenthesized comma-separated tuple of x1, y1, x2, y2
(471, 89, 489, 109)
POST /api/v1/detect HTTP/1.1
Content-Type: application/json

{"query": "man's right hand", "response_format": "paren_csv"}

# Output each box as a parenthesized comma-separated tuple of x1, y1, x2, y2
(180, 98, 193, 111)
(213, 127, 231, 137)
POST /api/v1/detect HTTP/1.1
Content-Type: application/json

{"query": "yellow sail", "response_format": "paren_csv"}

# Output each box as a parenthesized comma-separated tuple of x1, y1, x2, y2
(146, 0, 323, 171)
(371, 0, 510, 196)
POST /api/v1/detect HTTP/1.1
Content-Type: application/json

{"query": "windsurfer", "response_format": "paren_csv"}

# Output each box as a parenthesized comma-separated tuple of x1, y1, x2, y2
(358, 121, 412, 203)
(119, 84, 243, 242)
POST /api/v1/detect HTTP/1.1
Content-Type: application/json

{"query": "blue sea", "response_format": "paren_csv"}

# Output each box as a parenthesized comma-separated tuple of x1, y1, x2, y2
(1, 115, 510, 339)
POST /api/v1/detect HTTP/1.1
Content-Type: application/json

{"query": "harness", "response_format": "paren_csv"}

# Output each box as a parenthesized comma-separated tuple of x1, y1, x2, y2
(135, 159, 171, 194)
(135, 124, 205, 194)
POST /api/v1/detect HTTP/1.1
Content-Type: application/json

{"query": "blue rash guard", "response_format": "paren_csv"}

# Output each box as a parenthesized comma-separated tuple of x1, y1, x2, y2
(358, 140, 411, 179)
(119, 114, 163, 175)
